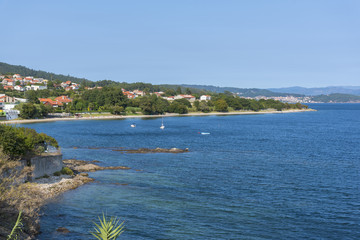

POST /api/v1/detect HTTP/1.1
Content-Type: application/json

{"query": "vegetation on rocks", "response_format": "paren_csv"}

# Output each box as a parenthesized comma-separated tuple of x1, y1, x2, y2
(0, 124, 58, 159)
(60, 167, 74, 176)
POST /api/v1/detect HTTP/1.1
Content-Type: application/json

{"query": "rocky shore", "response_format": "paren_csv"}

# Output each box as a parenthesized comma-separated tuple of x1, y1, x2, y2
(0, 159, 130, 239)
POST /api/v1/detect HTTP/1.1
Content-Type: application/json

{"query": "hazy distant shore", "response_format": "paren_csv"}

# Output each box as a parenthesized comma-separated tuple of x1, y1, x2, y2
(1, 109, 316, 125)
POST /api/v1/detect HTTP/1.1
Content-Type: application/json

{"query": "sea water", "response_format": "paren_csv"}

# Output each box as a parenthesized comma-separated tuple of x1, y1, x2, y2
(19, 104, 360, 239)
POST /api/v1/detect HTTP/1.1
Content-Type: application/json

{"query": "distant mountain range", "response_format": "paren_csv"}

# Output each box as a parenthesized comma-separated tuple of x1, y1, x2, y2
(180, 84, 304, 97)
(268, 86, 360, 96)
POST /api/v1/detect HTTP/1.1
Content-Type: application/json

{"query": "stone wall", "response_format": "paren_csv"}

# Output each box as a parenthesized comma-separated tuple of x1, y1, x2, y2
(29, 153, 63, 180)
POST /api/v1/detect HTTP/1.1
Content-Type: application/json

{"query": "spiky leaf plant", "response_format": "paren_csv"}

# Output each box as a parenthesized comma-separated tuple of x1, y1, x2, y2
(91, 213, 125, 240)
(7, 211, 23, 240)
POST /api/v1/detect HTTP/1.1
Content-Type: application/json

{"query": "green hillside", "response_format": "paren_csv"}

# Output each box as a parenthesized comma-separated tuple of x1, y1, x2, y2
(311, 93, 360, 103)
(0, 62, 93, 85)
(180, 84, 304, 97)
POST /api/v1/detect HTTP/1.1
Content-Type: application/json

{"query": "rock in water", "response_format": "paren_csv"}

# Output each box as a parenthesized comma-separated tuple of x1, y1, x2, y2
(56, 227, 70, 233)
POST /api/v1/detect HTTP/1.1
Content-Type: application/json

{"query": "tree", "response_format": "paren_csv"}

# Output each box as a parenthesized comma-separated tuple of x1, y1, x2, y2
(173, 98, 191, 108)
(19, 103, 37, 119)
(25, 91, 40, 104)
(194, 100, 200, 110)
(176, 86, 182, 94)
(169, 102, 188, 114)
(165, 89, 176, 97)
(110, 106, 124, 115)
(214, 99, 228, 112)
(139, 95, 169, 115)
(198, 101, 210, 113)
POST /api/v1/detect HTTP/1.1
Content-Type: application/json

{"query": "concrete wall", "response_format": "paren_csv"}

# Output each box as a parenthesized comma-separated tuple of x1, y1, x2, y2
(30, 153, 63, 180)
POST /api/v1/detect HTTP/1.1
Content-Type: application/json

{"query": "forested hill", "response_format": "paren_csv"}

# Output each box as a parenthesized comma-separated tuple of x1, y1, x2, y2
(311, 93, 360, 103)
(0, 62, 92, 85)
(180, 84, 304, 98)
(268, 86, 360, 96)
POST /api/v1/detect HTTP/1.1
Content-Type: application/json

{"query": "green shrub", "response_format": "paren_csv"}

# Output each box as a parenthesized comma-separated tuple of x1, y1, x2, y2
(60, 167, 73, 175)
(0, 124, 59, 159)
(53, 171, 61, 176)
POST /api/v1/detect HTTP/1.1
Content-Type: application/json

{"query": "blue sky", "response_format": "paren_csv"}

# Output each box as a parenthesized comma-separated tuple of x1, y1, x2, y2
(1, 0, 359, 88)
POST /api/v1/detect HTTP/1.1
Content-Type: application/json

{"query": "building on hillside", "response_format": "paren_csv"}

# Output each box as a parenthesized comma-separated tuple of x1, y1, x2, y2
(133, 89, 145, 96)
(25, 85, 47, 91)
(163, 96, 175, 101)
(0, 95, 17, 103)
(39, 98, 63, 108)
(3, 86, 14, 90)
(15, 98, 27, 103)
(55, 96, 72, 104)
(153, 91, 164, 97)
(200, 95, 211, 101)
(123, 91, 135, 99)
(14, 85, 24, 91)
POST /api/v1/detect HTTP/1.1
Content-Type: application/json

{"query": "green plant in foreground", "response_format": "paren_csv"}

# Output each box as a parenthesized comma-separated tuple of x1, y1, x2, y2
(91, 213, 125, 240)
(7, 211, 23, 240)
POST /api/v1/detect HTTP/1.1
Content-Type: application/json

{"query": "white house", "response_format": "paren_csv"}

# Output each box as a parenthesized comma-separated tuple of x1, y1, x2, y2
(174, 94, 196, 102)
(14, 85, 24, 91)
(15, 97, 27, 103)
(200, 95, 211, 101)
(28, 85, 47, 91)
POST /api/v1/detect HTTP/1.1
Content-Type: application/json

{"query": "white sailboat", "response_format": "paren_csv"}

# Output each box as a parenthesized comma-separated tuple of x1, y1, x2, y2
(160, 117, 165, 129)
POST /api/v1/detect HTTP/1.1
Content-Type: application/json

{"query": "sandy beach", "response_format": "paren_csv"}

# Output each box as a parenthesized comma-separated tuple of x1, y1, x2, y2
(1, 109, 315, 125)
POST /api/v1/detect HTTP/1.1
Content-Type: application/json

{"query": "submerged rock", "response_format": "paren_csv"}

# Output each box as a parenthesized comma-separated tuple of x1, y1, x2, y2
(56, 227, 70, 233)
(112, 147, 189, 153)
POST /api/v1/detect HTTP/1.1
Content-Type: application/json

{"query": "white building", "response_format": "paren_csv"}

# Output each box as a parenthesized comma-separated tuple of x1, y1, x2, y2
(14, 85, 24, 91)
(200, 95, 211, 101)
(25, 85, 47, 91)
(174, 94, 196, 102)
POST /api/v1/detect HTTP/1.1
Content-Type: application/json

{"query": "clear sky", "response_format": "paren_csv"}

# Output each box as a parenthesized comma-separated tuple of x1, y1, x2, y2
(1, 0, 359, 88)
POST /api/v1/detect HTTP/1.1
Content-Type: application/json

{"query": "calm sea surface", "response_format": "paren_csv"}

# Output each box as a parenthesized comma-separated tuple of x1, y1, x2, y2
(18, 104, 360, 239)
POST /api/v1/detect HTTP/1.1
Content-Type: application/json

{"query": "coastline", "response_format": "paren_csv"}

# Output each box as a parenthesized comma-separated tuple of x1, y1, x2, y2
(0, 159, 130, 239)
(1, 109, 316, 125)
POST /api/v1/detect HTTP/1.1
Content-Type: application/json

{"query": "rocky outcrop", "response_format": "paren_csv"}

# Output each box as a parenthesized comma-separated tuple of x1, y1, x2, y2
(63, 159, 130, 172)
(112, 147, 189, 154)
(0, 159, 130, 239)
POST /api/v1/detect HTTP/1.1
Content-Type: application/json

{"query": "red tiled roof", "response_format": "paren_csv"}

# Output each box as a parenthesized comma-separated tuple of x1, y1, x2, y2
(55, 96, 72, 103)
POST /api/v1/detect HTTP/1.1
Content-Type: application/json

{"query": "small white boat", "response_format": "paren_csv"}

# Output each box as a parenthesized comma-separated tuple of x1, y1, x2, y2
(131, 124, 136, 128)
(160, 117, 165, 129)
(199, 132, 210, 135)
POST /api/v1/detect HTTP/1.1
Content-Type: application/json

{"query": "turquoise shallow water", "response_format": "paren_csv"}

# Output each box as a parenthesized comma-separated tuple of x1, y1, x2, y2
(19, 104, 360, 239)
